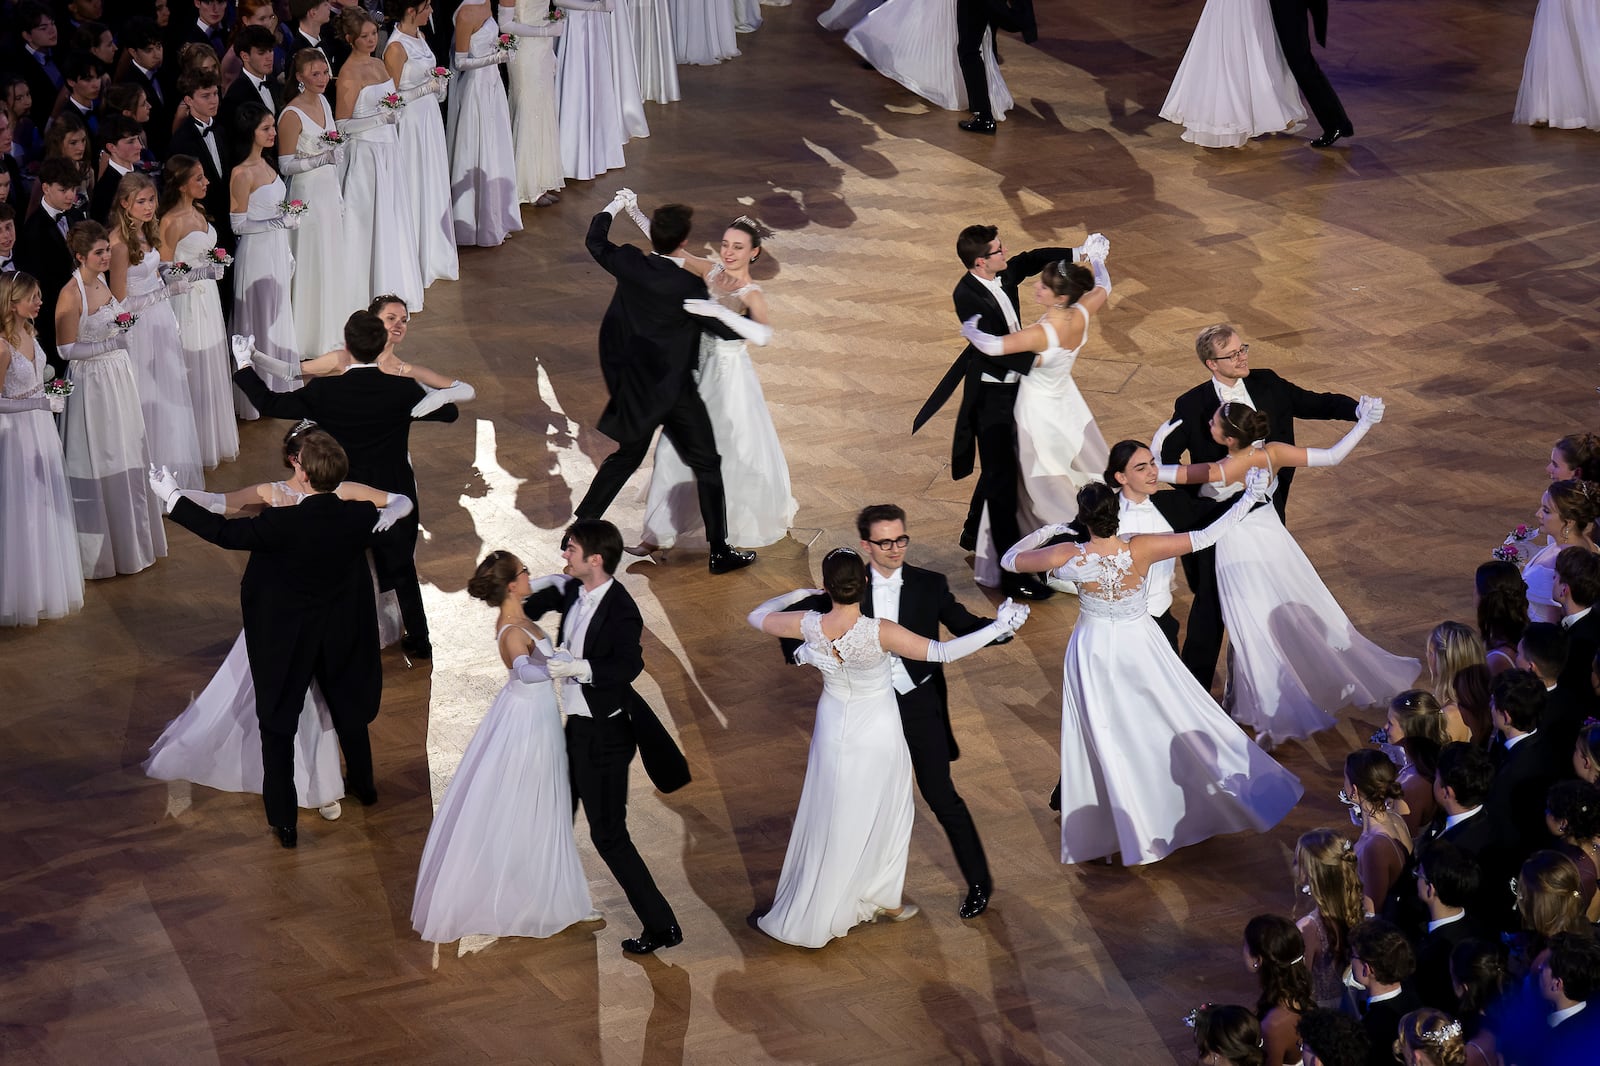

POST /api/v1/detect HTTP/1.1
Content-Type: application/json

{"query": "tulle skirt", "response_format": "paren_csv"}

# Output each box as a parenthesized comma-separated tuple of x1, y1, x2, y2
(1159, 0, 1308, 147)
(170, 278, 240, 468)
(845, 0, 1012, 117)
(1512, 0, 1600, 130)
(0, 404, 84, 625)
(125, 297, 205, 489)
(817, 0, 883, 30)
(288, 164, 366, 356)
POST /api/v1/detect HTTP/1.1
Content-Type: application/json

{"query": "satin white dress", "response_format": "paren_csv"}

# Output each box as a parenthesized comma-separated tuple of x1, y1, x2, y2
(123, 251, 205, 489)
(230, 175, 301, 403)
(845, 0, 1012, 118)
(608, 0, 651, 141)
(817, 0, 884, 30)
(1513, 0, 1600, 130)
(449, 14, 526, 247)
(1053, 546, 1304, 865)
(282, 97, 364, 356)
(170, 225, 240, 468)
(1014, 312, 1109, 530)
(632, 0, 681, 104)
(1159, 0, 1308, 147)
(758, 614, 914, 949)
(734, 0, 763, 32)
(672, 0, 739, 65)
(0, 336, 84, 626)
(389, 29, 461, 284)
(340, 78, 425, 312)
(1521, 547, 1565, 624)
(557, 9, 628, 180)
(411, 629, 593, 943)
(508, 0, 566, 202)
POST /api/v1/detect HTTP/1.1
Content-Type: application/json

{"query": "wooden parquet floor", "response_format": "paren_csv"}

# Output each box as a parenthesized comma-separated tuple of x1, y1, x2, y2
(4, 2, 1598, 1063)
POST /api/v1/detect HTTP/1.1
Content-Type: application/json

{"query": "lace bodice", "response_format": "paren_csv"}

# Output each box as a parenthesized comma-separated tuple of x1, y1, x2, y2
(1057, 545, 1152, 622)
(799, 612, 896, 697)
(390, 28, 437, 90)
(264, 479, 308, 507)
(73, 273, 128, 346)
(2, 336, 46, 397)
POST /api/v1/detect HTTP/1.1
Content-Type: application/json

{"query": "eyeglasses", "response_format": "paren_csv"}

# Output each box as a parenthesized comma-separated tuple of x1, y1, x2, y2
(867, 535, 911, 551)
(517, 565, 529, 575)
(984, 244, 1006, 259)
(1212, 344, 1250, 361)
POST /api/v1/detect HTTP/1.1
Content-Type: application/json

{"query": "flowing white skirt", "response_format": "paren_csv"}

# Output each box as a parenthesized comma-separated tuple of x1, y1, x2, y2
(1216, 504, 1421, 745)
(845, 0, 1012, 117)
(1159, 0, 1308, 147)
(1512, 0, 1600, 130)
(288, 163, 365, 356)
(1015, 371, 1108, 531)
(641, 336, 795, 548)
(508, 34, 565, 201)
(230, 228, 302, 418)
(673, 0, 739, 65)
(0, 404, 84, 625)
(397, 95, 461, 284)
(1059, 602, 1304, 865)
(341, 133, 426, 312)
(557, 11, 628, 180)
(734, 0, 762, 33)
(144, 632, 345, 808)
(818, 0, 884, 30)
(447, 65, 525, 248)
(170, 275, 240, 468)
(609, 0, 651, 141)
(411, 675, 592, 942)
(632, 0, 681, 103)
(125, 297, 205, 489)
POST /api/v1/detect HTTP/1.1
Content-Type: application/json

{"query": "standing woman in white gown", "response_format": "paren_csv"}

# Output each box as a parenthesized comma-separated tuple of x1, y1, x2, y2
(607, 0, 650, 142)
(411, 550, 597, 945)
(1158, 0, 1308, 148)
(384, 0, 460, 286)
(334, 7, 425, 312)
(508, 0, 569, 207)
(557, 0, 627, 181)
(158, 155, 240, 470)
(54, 220, 167, 578)
(447, 0, 526, 248)
(1004, 471, 1304, 866)
(817, 0, 884, 31)
(0, 271, 84, 626)
(631, 0, 680, 105)
(1512, 0, 1600, 130)
(1154, 400, 1421, 746)
(229, 102, 302, 408)
(278, 49, 362, 358)
(107, 172, 207, 490)
(746, 550, 1029, 948)
(673, 0, 738, 65)
(845, 0, 1012, 119)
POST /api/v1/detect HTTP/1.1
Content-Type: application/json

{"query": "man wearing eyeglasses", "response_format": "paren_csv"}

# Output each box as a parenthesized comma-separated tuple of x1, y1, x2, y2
(778, 503, 1003, 919)
(1158, 322, 1359, 689)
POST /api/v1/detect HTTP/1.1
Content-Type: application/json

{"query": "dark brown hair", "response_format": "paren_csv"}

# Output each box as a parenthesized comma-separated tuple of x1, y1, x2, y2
(1217, 402, 1270, 447)
(822, 548, 867, 605)
(467, 550, 523, 607)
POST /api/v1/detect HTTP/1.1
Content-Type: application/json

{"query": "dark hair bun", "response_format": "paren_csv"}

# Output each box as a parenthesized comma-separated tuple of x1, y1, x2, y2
(1075, 483, 1121, 538)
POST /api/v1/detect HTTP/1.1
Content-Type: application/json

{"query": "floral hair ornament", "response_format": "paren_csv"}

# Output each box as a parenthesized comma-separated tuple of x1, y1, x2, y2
(1183, 1004, 1210, 1029)
(1420, 1019, 1463, 1045)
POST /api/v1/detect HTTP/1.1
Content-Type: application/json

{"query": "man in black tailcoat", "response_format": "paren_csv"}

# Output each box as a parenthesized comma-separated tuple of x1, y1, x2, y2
(15, 157, 85, 376)
(954, 0, 1036, 134)
(1270, 0, 1353, 147)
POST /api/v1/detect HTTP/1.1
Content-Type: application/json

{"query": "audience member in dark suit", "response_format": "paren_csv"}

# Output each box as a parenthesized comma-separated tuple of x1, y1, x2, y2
(86, 116, 146, 224)
(1537, 931, 1600, 1061)
(117, 18, 173, 157)
(1294, 1008, 1369, 1066)
(218, 23, 281, 158)
(1417, 742, 1509, 921)
(285, 0, 346, 103)
(1518, 621, 1596, 764)
(52, 53, 102, 137)
(1411, 841, 1486, 1010)
(1346, 918, 1420, 1066)
(1486, 670, 1560, 866)
(13, 157, 84, 373)
(6, 2, 66, 129)
(0, 111, 26, 218)
(0, 204, 16, 274)
(185, 0, 233, 56)
(1555, 545, 1600, 692)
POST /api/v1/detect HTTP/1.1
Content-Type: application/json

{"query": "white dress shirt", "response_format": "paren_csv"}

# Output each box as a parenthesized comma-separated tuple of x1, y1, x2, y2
(193, 118, 222, 172)
(1117, 491, 1174, 617)
(971, 272, 1021, 384)
(559, 578, 614, 718)
(133, 60, 163, 104)
(1549, 1002, 1586, 1027)
(1426, 910, 1466, 934)
(243, 70, 276, 113)
(870, 567, 918, 695)
(1212, 375, 1255, 409)
(1443, 805, 1483, 832)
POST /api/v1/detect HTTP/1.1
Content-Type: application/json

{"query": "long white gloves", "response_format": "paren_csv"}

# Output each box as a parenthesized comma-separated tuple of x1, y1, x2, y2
(230, 334, 300, 378)
(58, 332, 126, 361)
(336, 111, 399, 137)
(373, 492, 413, 532)
(554, 0, 615, 10)
(147, 464, 182, 513)
(1073, 232, 1109, 262)
(279, 147, 340, 175)
(1001, 521, 1078, 573)
(546, 648, 592, 682)
(229, 210, 298, 234)
(747, 587, 824, 631)
(1149, 417, 1180, 464)
(498, 14, 565, 35)
(925, 599, 1029, 662)
(511, 650, 555, 684)
(1088, 254, 1112, 295)
(1305, 396, 1384, 467)
(411, 380, 475, 417)
(960, 314, 1005, 356)
(684, 299, 773, 347)
(118, 285, 173, 313)
(0, 392, 60, 414)
(1186, 468, 1270, 553)
(455, 49, 509, 70)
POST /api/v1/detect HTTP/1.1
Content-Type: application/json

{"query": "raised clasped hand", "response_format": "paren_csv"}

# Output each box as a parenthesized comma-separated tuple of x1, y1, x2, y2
(230, 334, 255, 370)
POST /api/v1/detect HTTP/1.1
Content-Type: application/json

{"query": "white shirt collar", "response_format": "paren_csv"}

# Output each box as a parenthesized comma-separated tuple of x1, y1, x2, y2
(107, 159, 132, 176)
(133, 59, 157, 79)
(1213, 375, 1250, 401)
(871, 567, 903, 588)
(1367, 987, 1403, 1005)
(245, 70, 267, 90)
(1504, 729, 1535, 750)
(577, 577, 613, 608)
(1120, 490, 1155, 511)
(1563, 605, 1593, 628)
(1550, 1002, 1586, 1027)
(652, 252, 685, 266)
(1427, 910, 1466, 933)
(1444, 805, 1483, 831)
(198, 17, 217, 33)
(344, 361, 382, 370)
(25, 43, 48, 60)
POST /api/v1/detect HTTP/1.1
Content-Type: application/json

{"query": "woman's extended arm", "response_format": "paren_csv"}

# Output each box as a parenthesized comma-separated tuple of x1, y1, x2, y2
(1263, 397, 1385, 470)
(747, 588, 825, 637)
(958, 315, 1052, 360)
(877, 601, 1027, 662)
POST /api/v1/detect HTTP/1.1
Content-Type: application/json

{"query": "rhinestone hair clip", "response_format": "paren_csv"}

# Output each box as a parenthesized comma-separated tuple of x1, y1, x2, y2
(1420, 1020, 1463, 1045)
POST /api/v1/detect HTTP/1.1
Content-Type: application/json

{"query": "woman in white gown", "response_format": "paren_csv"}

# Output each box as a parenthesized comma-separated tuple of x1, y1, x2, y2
(54, 222, 167, 578)
(673, 0, 738, 65)
(1005, 471, 1304, 865)
(144, 425, 414, 819)
(845, 0, 1012, 118)
(107, 172, 206, 490)
(1154, 400, 1421, 746)
(0, 272, 84, 626)
(608, 0, 650, 141)
(1159, 0, 1308, 148)
(229, 102, 302, 410)
(1513, 0, 1600, 130)
(158, 155, 240, 469)
(817, 0, 884, 31)
(624, 210, 795, 551)
(447, 0, 527, 247)
(557, 0, 628, 180)
(278, 50, 364, 356)
(335, 8, 425, 312)
(746, 550, 1029, 948)
(385, 2, 461, 285)
(508, 0, 569, 206)
(411, 550, 597, 944)
(1517, 479, 1598, 624)
(631, 0, 680, 104)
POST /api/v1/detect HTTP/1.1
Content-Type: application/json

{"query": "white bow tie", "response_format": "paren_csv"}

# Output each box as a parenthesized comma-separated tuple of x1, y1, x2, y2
(1217, 384, 1249, 403)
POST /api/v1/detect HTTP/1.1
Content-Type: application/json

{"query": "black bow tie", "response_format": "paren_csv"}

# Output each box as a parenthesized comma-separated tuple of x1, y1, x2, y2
(198, 124, 214, 137)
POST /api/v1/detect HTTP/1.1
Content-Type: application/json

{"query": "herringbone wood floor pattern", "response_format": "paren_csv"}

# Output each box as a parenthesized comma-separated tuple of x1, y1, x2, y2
(3, 1, 1597, 1062)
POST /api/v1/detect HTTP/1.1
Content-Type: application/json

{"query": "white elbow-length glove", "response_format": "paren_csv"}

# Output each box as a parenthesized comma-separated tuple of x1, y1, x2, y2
(58, 332, 126, 361)
(746, 587, 824, 631)
(0, 392, 57, 414)
(684, 299, 773, 347)
(456, 49, 510, 69)
(1186, 467, 1271, 552)
(499, 14, 566, 35)
(410, 380, 475, 417)
(1305, 396, 1383, 467)
(229, 210, 297, 234)
(279, 148, 336, 175)
(372, 492, 414, 532)
(1001, 522, 1078, 573)
(230, 334, 300, 378)
(959, 314, 1005, 356)
(925, 599, 1029, 662)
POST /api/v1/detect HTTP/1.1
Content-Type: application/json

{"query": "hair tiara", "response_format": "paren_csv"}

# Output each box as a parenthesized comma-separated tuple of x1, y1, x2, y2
(730, 215, 771, 241)
(288, 418, 318, 437)
(1420, 1019, 1463, 1045)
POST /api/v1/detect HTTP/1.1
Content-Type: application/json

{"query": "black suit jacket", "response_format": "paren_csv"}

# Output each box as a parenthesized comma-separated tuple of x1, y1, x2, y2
(1414, 913, 1486, 1010)
(169, 493, 382, 732)
(4, 44, 63, 129)
(15, 204, 82, 359)
(1559, 610, 1600, 694)
(1161, 367, 1357, 520)
(220, 72, 283, 164)
(168, 116, 235, 252)
(912, 246, 1072, 479)
(523, 577, 691, 793)
(585, 210, 710, 442)
(117, 67, 173, 157)
(1486, 731, 1560, 859)
(1418, 809, 1514, 921)
(1358, 987, 1421, 1066)
(88, 163, 138, 225)
(1541, 680, 1596, 765)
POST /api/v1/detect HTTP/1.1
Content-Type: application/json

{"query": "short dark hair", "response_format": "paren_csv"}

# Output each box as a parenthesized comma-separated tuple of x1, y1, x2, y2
(15, 1, 52, 34)
(1295, 1008, 1369, 1066)
(1547, 931, 1600, 1002)
(1350, 917, 1415, 985)
(0, 203, 15, 225)
(231, 99, 272, 146)
(956, 224, 998, 269)
(649, 203, 692, 255)
(1490, 668, 1547, 733)
(1518, 621, 1569, 680)
(236, 24, 278, 54)
(177, 69, 221, 100)
(295, 428, 349, 491)
(563, 518, 623, 575)
(100, 114, 144, 148)
(62, 54, 102, 85)
(855, 503, 906, 541)
(1436, 741, 1494, 808)
(1557, 545, 1600, 607)
(1418, 840, 1480, 909)
(342, 311, 388, 362)
(822, 547, 867, 605)
(123, 16, 162, 51)
(1104, 439, 1148, 488)
(37, 156, 81, 189)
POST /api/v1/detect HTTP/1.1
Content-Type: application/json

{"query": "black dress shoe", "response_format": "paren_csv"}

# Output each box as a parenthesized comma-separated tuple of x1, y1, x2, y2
(959, 883, 992, 919)
(708, 546, 756, 574)
(1310, 125, 1353, 148)
(621, 924, 683, 955)
(272, 825, 298, 848)
(344, 778, 378, 806)
(1002, 575, 1054, 601)
(1048, 781, 1061, 811)
(958, 116, 997, 135)
(958, 529, 978, 553)
(402, 636, 433, 660)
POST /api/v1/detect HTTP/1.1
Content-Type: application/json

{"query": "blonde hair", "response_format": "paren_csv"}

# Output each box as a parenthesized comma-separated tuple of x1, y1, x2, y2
(1427, 621, 1486, 705)
(1296, 828, 1364, 964)
(1518, 850, 1587, 938)
(1396, 1008, 1467, 1066)
(110, 172, 161, 266)
(0, 271, 41, 347)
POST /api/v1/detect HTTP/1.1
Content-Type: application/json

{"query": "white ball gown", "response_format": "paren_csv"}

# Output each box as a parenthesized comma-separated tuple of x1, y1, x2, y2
(734, 0, 762, 33)
(557, 8, 628, 180)
(230, 175, 302, 402)
(448, 11, 527, 247)
(169, 226, 240, 468)
(672, 0, 739, 65)
(123, 252, 205, 489)
(757, 614, 914, 948)
(608, 0, 652, 141)
(1159, 0, 1308, 147)
(388, 28, 461, 283)
(817, 0, 884, 31)
(411, 629, 594, 943)
(339, 78, 426, 312)
(845, 0, 1012, 118)
(281, 97, 366, 355)
(60, 274, 167, 578)
(1512, 0, 1600, 130)
(1210, 470, 1421, 745)
(508, 0, 566, 203)
(1054, 545, 1304, 865)
(632, 0, 681, 104)
(0, 336, 84, 625)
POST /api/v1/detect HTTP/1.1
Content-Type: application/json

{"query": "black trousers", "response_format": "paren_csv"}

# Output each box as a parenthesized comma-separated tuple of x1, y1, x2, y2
(961, 383, 1023, 565)
(900, 684, 990, 889)
(1154, 609, 1180, 652)
(577, 386, 728, 546)
(372, 514, 427, 644)
(566, 714, 677, 933)
(1178, 547, 1225, 691)
(955, 0, 996, 119)
(1269, 0, 1349, 134)
(259, 709, 373, 830)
